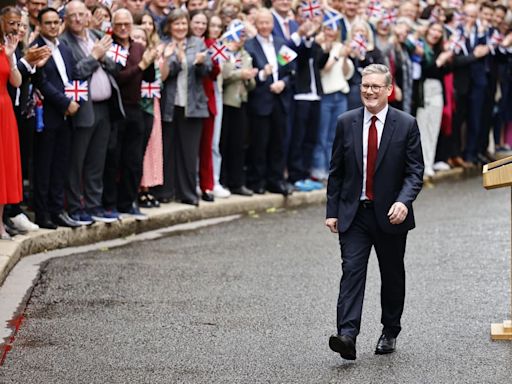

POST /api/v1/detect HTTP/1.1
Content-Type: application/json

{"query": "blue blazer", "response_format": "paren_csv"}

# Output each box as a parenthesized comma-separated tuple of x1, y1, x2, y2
(244, 36, 293, 116)
(326, 106, 424, 234)
(32, 36, 76, 129)
(271, 14, 298, 42)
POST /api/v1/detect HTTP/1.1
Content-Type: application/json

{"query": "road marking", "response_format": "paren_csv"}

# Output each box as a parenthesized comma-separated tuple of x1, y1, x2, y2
(0, 215, 241, 358)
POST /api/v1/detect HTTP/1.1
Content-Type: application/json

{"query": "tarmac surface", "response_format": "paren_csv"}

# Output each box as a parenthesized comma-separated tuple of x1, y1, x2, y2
(1, 177, 512, 383)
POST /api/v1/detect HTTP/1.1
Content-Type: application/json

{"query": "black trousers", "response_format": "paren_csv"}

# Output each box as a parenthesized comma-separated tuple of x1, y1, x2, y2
(152, 107, 202, 202)
(103, 106, 145, 212)
(33, 120, 71, 220)
(287, 100, 320, 183)
(220, 104, 248, 189)
(246, 101, 286, 190)
(337, 204, 407, 339)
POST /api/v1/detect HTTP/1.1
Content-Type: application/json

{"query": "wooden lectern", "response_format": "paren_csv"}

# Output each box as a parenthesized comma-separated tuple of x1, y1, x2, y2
(483, 156, 512, 340)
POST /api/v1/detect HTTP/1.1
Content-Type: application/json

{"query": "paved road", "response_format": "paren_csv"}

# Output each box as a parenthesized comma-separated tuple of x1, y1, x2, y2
(1, 177, 512, 383)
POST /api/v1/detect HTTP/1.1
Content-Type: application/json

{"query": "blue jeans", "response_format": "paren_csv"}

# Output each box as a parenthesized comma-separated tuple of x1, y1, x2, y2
(311, 91, 348, 179)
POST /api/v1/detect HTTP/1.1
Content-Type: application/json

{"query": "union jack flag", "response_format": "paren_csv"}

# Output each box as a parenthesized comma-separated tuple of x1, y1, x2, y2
(350, 33, 367, 58)
(380, 8, 398, 27)
(300, 0, 322, 19)
(209, 40, 230, 64)
(366, 0, 382, 19)
(488, 29, 504, 55)
(107, 44, 129, 66)
(65, 80, 88, 102)
(323, 9, 341, 30)
(448, 30, 467, 55)
(141, 80, 161, 98)
(221, 19, 245, 43)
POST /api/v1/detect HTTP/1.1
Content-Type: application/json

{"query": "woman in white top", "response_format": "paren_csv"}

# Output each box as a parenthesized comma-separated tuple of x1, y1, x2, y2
(310, 25, 354, 181)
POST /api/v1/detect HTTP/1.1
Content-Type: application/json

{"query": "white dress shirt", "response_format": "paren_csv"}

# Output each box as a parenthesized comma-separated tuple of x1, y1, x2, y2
(255, 34, 278, 83)
(42, 36, 69, 86)
(361, 105, 388, 200)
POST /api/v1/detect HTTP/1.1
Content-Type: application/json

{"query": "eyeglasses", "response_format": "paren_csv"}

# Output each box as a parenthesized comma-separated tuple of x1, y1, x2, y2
(360, 83, 388, 92)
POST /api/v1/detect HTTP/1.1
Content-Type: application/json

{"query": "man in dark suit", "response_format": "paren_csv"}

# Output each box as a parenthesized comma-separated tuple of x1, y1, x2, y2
(245, 8, 293, 196)
(326, 64, 424, 360)
(270, 0, 298, 42)
(31, 7, 82, 229)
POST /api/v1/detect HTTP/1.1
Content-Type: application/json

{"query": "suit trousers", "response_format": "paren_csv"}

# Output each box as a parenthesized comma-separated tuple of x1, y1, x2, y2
(199, 113, 215, 193)
(337, 204, 407, 339)
(33, 120, 71, 219)
(67, 101, 110, 214)
(464, 84, 487, 162)
(287, 100, 321, 183)
(103, 106, 145, 212)
(153, 107, 203, 202)
(246, 101, 286, 190)
(220, 104, 248, 189)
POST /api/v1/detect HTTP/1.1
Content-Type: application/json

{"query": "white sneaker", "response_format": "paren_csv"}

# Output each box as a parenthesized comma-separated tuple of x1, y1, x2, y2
(433, 161, 451, 171)
(11, 213, 39, 232)
(213, 185, 231, 198)
(424, 168, 435, 177)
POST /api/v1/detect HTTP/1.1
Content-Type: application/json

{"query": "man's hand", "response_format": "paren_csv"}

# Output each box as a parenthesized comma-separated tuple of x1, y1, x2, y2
(473, 44, 490, 58)
(65, 101, 80, 116)
(325, 218, 338, 234)
(241, 68, 258, 80)
(91, 35, 113, 61)
(388, 202, 408, 225)
(139, 47, 158, 70)
(270, 80, 285, 94)
(24, 45, 52, 67)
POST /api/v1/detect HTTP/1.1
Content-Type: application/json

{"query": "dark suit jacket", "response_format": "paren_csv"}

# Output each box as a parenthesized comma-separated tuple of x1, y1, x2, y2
(59, 29, 125, 128)
(326, 106, 424, 234)
(289, 38, 329, 95)
(31, 36, 76, 129)
(271, 13, 298, 42)
(244, 35, 293, 116)
(7, 44, 35, 114)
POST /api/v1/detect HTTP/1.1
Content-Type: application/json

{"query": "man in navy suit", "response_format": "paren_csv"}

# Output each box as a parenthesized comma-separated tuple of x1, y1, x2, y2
(245, 8, 293, 195)
(270, 0, 298, 42)
(32, 7, 82, 229)
(326, 64, 423, 360)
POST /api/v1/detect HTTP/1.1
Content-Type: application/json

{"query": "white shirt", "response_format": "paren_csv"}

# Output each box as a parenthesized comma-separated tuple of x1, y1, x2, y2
(42, 37, 69, 86)
(290, 32, 320, 101)
(256, 34, 278, 83)
(361, 105, 388, 200)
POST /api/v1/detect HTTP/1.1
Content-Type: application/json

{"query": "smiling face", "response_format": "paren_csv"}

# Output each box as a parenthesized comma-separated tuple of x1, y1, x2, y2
(113, 11, 133, 43)
(425, 23, 443, 46)
(1, 11, 21, 37)
(208, 15, 222, 39)
(65, 1, 88, 35)
(360, 73, 392, 115)
(255, 10, 273, 38)
(190, 13, 207, 38)
(170, 16, 189, 41)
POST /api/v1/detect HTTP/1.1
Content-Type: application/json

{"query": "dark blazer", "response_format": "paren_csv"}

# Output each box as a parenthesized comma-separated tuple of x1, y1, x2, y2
(271, 13, 298, 42)
(32, 36, 76, 129)
(244, 35, 293, 116)
(326, 106, 424, 234)
(289, 38, 329, 95)
(59, 29, 125, 128)
(7, 44, 35, 113)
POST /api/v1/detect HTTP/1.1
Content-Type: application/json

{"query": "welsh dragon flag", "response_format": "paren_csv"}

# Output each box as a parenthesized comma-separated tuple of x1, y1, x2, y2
(277, 45, 297, 66)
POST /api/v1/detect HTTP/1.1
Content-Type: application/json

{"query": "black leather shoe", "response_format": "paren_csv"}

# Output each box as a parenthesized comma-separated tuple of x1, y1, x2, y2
(35, 218, 58, 230)
(51, 212, 82, 228)
(201, 191, 215, 202)
(231, 186, 253, 196)
(181, 198, 199, 207)
(267, 181, 290, 196)
(329, 334, 356, 360)
(375, 334, 396, 355)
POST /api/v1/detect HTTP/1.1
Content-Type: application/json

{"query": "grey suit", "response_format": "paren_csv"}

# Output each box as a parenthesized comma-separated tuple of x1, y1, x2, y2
(59, 29, 125, 215)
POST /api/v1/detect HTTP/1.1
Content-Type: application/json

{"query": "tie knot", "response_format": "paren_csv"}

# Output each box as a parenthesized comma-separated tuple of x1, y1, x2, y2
(371, 115, 378, 124)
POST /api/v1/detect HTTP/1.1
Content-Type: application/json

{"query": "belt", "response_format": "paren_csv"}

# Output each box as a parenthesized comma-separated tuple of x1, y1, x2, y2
(359, 200, 374, 209)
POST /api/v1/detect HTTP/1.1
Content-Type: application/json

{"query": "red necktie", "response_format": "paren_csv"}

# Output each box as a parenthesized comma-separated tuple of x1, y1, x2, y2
(366, 116, 378, 200)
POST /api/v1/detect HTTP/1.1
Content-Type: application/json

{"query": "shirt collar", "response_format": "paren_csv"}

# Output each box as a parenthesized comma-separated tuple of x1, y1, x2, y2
(42, 36, 59, 50)
(256, 33, 274, 45)
(271, 9, 290, 24)
(364, 104, 389, 125)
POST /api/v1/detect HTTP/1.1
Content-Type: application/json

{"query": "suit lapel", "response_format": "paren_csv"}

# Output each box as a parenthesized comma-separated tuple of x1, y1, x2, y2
(375, 107, 397, 172)
(353, 108, 364, 175)
(253, 38, 268, 67)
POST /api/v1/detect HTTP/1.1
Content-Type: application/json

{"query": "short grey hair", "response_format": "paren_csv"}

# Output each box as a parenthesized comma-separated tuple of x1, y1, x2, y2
(112, 8, 133, 24)
(361, 64, 392, 86)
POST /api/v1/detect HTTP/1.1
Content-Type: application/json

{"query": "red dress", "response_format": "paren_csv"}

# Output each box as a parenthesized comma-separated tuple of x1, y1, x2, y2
(0, 49, 23, 204)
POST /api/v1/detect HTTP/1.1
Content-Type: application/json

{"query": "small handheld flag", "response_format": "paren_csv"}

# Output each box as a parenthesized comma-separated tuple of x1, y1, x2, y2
(209, 40, 230, 64)
(488, 29, 504, 55)
(323, 9, 341, 30)
(277, 45, 298, 66)
(107, 44, 129, 66)
(350, 33, 367, 58)
(65, 80, 89, 102)
(367, 0, 382, 19)
(221, 19, 245, 43)
(300, 0, 322, 19)
(380, 8, 397, 27)
(448, 30, 468, 55)
(141, 80, 161, 98)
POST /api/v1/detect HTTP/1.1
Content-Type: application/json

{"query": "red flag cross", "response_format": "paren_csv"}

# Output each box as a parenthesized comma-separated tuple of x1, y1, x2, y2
(109, 44, 128, 65)
(141, 81, 161, 98)
(367, 1, 381, 18)
(210, 42, 230, 63)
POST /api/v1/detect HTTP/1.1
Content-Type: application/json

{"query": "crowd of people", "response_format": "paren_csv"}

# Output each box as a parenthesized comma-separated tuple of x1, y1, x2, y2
(0, 0, 511, 238)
